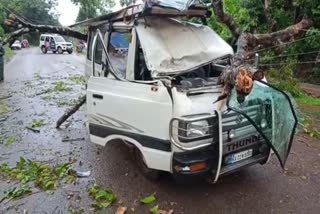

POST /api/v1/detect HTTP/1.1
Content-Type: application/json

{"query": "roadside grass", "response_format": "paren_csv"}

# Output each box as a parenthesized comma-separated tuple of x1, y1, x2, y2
(296, 94, 320, 106)
(4, 46, 14, 62)
(267, 65, 320, 140)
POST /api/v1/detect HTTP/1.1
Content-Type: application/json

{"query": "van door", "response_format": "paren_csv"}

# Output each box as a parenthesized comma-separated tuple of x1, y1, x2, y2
(87, 29, 173, 149)
(227, 81, 298, 168)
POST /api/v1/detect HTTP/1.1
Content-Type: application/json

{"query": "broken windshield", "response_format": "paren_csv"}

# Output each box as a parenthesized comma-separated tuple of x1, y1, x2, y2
(227, 81, 298, 167)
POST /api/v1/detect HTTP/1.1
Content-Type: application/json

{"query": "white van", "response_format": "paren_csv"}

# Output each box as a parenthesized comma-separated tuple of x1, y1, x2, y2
(39, 34, 73, 54)
(80, 2, 297, 181)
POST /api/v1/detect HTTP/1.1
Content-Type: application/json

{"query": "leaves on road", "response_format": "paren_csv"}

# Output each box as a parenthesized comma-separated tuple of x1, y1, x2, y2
(4, 184, 32, 200)
(5, 136, 15, 145)
(68, 75, 86, 85)
(150, 204, 160, 214)
(28, 119, 45, 128)
(0, 157, 76, 200)
(52, 81, 72, 92)
(0, 100, 8, 114)
(140, 193, 156, 204)
(87, 183, 116, 210)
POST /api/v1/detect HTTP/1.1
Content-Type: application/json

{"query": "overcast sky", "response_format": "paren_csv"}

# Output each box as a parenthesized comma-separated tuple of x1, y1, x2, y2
(56, 0, 122, 26)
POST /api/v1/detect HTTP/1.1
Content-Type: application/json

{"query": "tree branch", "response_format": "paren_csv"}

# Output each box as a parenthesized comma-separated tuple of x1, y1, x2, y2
(3, 14, 87, 46)
(211, 0, 242, 39)
(211, 1, 314, 56)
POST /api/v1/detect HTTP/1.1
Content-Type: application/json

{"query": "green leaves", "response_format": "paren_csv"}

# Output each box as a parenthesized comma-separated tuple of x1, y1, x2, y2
(0, 100, 8, 114)
(150, 204, 160, 214)
(5, 136, 15, 145)
(4, 185, 32, 199)
(52, 81, 72, 92)
(88, 183, 116, 210)
(140, 193, 156, 204)
(28, 119, 45, 128)
(1, 158, 76, 201)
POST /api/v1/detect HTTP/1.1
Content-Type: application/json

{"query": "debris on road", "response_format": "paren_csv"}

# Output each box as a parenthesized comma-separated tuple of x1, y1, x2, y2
(26, 126, 40, 133)
(140, 193, 156, 204)
(56, 95, 86, 128)
(74, 170, 91, 178)
(62, 137, 85, 143)
(87, 183, 116, 210)
(115, 206, 127, 214)
(0, 95, 12, 100)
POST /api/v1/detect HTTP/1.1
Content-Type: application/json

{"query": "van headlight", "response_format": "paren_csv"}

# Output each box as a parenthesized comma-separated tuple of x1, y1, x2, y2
(186, 120, 209, 137)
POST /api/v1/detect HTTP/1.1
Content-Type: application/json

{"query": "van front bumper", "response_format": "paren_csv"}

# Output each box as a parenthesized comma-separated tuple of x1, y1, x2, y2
(172, 139, 270, 180)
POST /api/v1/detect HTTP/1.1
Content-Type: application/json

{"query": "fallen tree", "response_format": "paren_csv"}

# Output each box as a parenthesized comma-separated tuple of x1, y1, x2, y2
(211, 0, 315, 56)
(2, 14, 87, 46)
(1, 2, 318, 126)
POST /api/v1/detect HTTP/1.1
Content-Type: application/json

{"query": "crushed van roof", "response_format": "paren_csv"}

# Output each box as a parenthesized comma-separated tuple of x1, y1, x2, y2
(136, 17, 234, 77)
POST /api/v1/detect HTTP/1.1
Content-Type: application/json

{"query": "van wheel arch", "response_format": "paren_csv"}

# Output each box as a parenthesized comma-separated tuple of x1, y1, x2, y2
(103, 135, 161, 180)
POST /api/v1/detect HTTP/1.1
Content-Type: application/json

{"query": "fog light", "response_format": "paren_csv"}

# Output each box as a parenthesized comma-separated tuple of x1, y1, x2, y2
(228, 129, 236, 139)
(261, 118, 267, 129)
(190, 162, 207, 172)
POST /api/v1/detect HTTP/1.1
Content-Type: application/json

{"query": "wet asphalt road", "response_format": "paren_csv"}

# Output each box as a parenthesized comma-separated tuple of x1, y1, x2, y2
(0, 48, 320, 214)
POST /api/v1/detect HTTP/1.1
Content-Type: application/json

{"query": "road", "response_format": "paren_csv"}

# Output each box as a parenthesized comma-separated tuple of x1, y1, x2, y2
(0, 48, 320, 214)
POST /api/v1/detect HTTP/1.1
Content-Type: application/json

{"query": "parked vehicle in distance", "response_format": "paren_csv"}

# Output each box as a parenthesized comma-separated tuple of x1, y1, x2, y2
(11, 40, 22, 50)
(76, 1, 297, 182)
(39, 34, 73, 54)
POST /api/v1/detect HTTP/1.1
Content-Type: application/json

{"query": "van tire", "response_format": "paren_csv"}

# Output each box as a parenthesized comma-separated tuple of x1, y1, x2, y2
(58, 47, 63, 54)
(67, 49, 73, 54)
(134, 148, 160, 181)
(41, 46, 47, 54)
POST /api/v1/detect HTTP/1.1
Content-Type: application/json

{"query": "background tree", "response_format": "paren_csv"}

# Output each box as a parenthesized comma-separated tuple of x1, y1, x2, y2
(71, 0, 115, 22)
(0, 0, 59, 45)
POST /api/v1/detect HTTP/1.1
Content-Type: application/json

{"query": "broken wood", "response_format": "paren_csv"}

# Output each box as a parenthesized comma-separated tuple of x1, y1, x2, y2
(56, 95, 86, 128)
(62, 137, 85, 142)
(0, 95, 12, 100)
(26, 127, 40, 133)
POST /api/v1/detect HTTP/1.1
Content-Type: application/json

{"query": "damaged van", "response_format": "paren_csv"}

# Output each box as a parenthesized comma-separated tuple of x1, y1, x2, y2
(77, 1, 297, 182)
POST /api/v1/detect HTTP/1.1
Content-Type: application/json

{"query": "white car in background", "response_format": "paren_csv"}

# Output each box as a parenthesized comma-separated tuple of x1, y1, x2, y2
(11, 40, 22, 50)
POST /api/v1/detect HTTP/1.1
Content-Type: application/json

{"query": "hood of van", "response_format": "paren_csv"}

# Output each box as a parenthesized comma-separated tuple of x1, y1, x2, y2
(136, 17, 234, 77)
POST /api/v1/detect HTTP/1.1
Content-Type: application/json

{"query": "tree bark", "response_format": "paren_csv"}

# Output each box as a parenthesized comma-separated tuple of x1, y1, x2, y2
(3, 14, 87, 46)
(211, 0, 242, 39)
(56, 95, 86, 129)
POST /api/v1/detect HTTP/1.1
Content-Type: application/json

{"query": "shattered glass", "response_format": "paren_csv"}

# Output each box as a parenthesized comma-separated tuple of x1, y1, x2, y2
(227, 81, 298, 167)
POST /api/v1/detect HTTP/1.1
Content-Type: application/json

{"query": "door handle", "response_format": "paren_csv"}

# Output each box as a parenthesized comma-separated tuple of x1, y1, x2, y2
(93, 94, 103, 99)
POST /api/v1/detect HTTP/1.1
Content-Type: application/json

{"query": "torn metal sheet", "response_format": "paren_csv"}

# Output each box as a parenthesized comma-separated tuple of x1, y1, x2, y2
(136, 17, 234, 77)
(144, 0, 200, 11)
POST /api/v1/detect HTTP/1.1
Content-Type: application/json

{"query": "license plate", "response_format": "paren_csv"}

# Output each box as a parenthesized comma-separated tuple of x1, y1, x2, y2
(226, 149, 253, 164)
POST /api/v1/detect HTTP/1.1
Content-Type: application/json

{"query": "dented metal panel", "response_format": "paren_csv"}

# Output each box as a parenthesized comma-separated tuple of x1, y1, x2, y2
(145, 0, 197, 11)
(136, 17, 234, 77)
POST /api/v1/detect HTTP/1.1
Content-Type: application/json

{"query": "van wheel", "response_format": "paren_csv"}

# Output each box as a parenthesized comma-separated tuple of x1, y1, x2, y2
(67, 49, 73, 54)
(134, 148, 160, 181)
(58, 47, 63, 54)
(41, 46, 47, 54)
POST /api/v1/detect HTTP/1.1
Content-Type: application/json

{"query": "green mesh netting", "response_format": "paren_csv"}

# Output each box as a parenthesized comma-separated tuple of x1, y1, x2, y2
(227, 81, 298, 167)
